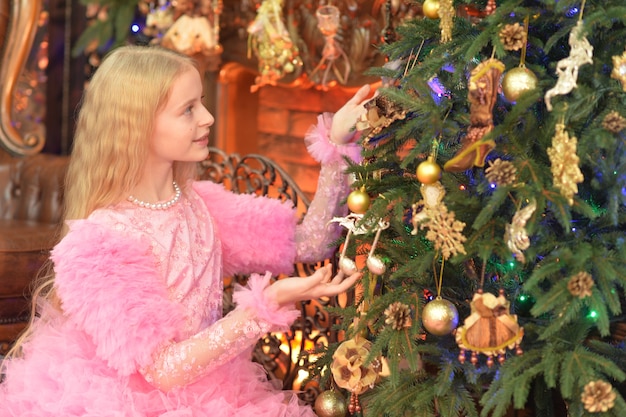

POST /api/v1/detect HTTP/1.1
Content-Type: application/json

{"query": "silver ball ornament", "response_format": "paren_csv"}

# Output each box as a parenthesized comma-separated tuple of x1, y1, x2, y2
(366, 255, 386, 275)
(339, 257, 358, 276)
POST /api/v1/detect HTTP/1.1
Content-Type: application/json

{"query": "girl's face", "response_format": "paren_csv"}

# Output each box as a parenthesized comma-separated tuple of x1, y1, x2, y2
(148, 68, 214, 167)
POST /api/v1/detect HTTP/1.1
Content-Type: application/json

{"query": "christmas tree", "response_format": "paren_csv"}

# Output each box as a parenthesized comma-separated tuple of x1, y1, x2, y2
(312, 1, 626, 417)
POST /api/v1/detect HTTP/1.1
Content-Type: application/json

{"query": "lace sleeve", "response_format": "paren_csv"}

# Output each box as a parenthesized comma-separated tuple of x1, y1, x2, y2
(140, 273, 299, 391)
(295, 113, 361, 263)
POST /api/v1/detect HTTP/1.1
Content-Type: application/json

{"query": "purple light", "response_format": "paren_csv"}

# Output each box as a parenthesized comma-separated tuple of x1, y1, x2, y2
(131, 24, 141, 33)
(566, 7, 579, 18)
(490, 183, 497, 189)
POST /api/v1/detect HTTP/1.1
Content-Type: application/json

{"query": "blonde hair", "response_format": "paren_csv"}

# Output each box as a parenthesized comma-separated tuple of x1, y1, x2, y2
(66, 45, 200, 220)
(5, 45, 201, 360)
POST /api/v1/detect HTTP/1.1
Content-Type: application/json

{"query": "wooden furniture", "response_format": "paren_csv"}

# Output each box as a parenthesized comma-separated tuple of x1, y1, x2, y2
(0, 0, 70, 354)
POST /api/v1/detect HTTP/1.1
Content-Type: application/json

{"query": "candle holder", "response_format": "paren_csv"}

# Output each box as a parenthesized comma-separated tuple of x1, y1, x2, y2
(310, 5, 351, 89)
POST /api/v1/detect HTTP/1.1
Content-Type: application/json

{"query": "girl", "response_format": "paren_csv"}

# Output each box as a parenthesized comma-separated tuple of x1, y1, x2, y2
(0, 45, 371, 416)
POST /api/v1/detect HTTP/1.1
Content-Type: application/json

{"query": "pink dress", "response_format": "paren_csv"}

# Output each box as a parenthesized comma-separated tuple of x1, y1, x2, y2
(0, 115, 360, 417)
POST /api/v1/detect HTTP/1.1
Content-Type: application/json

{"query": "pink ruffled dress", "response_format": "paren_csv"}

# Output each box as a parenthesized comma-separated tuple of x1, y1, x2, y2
(0, 116, 359, 417)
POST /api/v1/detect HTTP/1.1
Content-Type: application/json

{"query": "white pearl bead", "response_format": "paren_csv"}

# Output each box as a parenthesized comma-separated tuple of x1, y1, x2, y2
(128, 182, 181, 210)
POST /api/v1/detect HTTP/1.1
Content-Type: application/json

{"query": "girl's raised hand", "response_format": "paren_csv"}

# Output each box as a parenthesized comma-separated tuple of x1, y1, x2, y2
(329, 84, 373, 145)
(264, 264, 362, 306)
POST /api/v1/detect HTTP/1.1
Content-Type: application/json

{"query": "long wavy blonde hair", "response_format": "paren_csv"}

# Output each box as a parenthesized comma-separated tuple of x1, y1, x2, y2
(5, 45, 201, 360)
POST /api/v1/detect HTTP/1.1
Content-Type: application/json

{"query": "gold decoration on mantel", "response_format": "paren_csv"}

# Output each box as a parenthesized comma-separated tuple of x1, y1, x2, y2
(158, 0, 224, 73)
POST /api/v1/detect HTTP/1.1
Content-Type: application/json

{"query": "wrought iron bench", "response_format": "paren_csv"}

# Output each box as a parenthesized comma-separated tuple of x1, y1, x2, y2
(200, 147, 344, 404)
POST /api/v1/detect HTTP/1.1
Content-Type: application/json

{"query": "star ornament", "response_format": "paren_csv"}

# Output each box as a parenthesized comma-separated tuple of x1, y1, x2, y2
(611, 48, 626, 91)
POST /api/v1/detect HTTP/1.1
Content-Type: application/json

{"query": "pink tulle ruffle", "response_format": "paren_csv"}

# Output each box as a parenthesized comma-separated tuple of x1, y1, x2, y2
(304, 113, 362, 164)
(1, 303, 314, 416)
(233, 272, 300, 331)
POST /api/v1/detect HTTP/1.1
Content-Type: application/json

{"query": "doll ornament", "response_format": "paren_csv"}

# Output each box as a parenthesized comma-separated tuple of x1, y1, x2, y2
(444, 59, 504, 172)
(455, 289, 524, 367)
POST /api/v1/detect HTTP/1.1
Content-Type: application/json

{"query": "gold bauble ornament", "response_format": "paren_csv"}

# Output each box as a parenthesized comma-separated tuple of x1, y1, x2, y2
(315, 390, 348, 417)
(422, 0, 440, 19)
(502, 66, 538, 102)
(416, 157, 442, 184)
(347, 187, 370, 214)
(422, 297, 459, 336)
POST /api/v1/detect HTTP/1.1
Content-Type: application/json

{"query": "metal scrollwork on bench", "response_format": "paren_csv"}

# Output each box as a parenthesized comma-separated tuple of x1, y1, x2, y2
(198, 147, 346, 404)
(199, 146, 309, 208)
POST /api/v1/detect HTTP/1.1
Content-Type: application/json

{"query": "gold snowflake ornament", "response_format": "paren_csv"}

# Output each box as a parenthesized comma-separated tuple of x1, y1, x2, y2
(411, 182, 466, 260)
(420, 204, 467, 260)
(547, 122, 584, 205)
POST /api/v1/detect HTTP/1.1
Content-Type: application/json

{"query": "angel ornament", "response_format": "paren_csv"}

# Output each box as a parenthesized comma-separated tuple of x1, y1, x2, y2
(329, 214, 390, 276)
(504, 199, 537, 263)
(544, 21, 593, 111)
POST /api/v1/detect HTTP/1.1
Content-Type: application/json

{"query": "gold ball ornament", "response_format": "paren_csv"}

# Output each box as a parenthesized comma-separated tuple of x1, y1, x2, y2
(422, 0, 440, 19)
(502, 66, 538, 102)
(416, 157, 442, 184)
(347, 187, 370, 214)
(315, 390, 348, 417)
(422, 297, 459, 336)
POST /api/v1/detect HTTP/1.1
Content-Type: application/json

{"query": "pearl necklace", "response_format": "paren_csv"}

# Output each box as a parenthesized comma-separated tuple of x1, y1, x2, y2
(128, 181, 182, 210)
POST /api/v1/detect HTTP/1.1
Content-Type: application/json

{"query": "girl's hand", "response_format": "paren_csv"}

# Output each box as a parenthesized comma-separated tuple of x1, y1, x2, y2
(330, 84, 373, 145)
(264, 264, 362, 306)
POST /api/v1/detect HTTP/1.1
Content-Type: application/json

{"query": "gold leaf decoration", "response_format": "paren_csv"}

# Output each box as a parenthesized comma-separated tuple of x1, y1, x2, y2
(546, 122, 584, 205)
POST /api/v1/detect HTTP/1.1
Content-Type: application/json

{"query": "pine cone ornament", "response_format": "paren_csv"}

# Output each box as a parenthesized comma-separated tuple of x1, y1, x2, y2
(485, 158, 517, 186)
(384, 302, 412, 330)
(567, 271, 594, 299)
(581, 380, 616, 413)
(499, 23, 525, 51)
(602, 111, 626, 133)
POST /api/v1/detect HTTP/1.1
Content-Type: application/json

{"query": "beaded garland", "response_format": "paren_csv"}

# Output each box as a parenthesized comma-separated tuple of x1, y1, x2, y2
(128, 181, 182, 210)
